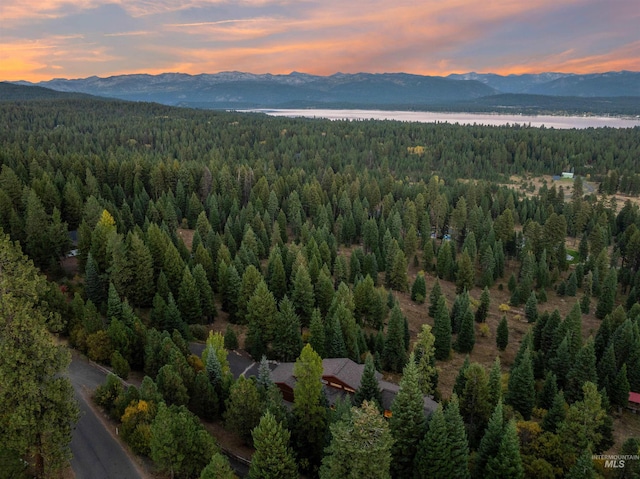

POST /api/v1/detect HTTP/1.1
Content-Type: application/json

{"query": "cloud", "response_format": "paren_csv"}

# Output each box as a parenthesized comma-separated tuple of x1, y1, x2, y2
(1, 0, 638, 80)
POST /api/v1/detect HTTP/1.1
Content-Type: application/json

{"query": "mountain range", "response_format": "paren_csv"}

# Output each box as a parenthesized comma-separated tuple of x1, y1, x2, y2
(7, 71, 640, 113)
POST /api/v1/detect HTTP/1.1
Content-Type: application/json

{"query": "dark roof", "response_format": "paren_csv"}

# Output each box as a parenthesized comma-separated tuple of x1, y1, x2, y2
(270, 357, 438, 415)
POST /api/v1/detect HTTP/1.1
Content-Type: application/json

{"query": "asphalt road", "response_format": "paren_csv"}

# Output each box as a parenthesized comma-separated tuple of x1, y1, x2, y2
(68, 355, 143, 479)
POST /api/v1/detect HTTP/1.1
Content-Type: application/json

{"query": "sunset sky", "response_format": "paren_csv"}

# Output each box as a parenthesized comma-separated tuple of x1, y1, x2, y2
(1, 0, 639, 82)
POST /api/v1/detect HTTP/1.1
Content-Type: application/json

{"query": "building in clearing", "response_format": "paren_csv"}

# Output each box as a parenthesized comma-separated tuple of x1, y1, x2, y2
(271, 357, 438, 417)
(629, 392, 640, 412)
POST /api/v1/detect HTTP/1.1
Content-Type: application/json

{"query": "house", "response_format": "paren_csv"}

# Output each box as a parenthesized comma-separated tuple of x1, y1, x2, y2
(271, 357, 438, 417)
(561, 172, 574, 179)
(629, 392, 640, 412)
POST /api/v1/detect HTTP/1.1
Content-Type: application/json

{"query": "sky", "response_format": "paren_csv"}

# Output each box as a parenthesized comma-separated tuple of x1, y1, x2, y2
(1, 0, 639, 82)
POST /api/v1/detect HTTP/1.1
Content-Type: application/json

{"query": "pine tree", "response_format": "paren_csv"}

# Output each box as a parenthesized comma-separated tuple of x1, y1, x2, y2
(456, 250, 475, 294)
(390, 354, 426, 479)
(414, 405, 449, 479)
(272, 296, 303, 362)
(0, 233, 80, 476)
(611, 363, 630, 410)
(454, 356, 471, 398)
(107, 281, 123, 322)
(320, 401, 393, 479)
(433, 294, 451, 360)
(559, 382, 606, 454)
(455, 309, 476, 353)
(444, 396, 471, 479)
(565, 339, 598, 403)
(193, 263, 216, 321)
(200, 453, 237, 479)
(596, 268, 617, 319)
(436, 240, 454, 280)
(451, 290, 470, 334)
(249, 411, 298, 479)
(128, 231, 155, 307)
(309, 309, 326, 358)
(496, 315, 509, 351)
(488, 357, 502, 408)
(506, 348, 535, 420)
(383, 304, 408, 372)
(292, 263, 315, 326)
(411, 271, 427, 303)
(224, 376, 263, 445)
(525, 291, 538, 323)
(178, 266, 203, 324)
(292, 345, 327, 474)
(413, 324, 438, 396)
(189, 370, 218, 421)
(85, 252, 106, 306)
(538, 371, 558, 410)
(485, 420, 524, 479)
(353, 353, 382, 410)
(565, 450, 597, 479)
(389, 249, 409, 292)
(475, 286, 491, 323)
(542, 390, 566, 433)
(473, 400, 504, 479)
(428, 280, 442, 318)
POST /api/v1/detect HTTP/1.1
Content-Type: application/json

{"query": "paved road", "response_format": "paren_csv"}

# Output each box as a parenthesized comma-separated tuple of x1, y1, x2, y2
(68, 355, 143, 479)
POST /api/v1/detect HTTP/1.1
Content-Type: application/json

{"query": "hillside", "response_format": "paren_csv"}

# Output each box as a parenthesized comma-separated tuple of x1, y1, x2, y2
(13, 71, 640, 114)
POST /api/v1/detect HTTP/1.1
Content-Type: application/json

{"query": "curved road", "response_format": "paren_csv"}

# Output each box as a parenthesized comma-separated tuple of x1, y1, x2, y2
(68, 354, 144, 479)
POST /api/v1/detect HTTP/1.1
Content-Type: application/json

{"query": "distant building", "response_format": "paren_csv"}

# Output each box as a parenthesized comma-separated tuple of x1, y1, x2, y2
(629, 392, 640, 412)
(561, 172, 574, 179)
(271, 357, 438, 417)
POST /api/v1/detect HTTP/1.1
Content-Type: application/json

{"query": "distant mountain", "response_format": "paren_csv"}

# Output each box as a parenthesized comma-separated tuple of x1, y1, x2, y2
(0, 82, 95, 101)
(15, 72, 497, 108)
(9, 71, 640, 113)
(447, 71, 640, 97)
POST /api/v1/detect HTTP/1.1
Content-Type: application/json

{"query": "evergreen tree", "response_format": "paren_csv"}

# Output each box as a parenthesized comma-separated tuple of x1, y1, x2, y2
(451, 290, 470, 334)
(353, 353, 382, 410)
(559, 382, 606, 454)
(596, 268, 617, 319)
(473, 400, 504, 479)
(249, 411, 298, 479)
(107, 281, 123, 322)
(565, 450, 597, 479)
(85, 252, 106, 306)
(383, 304, 408, 372)
(611, 363, 631, 410)
(411, 271, 427, 303)
(525, 291, 538, 323)
(428, 280, 442, 318)
(189, 370, 218, 421)
(414, 405, 450, 479)
(309, 309, 326, 358)
(433, 295, 451, 360)
(200, 453, 237, 479)
(389, 248, 409, 292)
(320, 401, 393, 479)
(485, 420, 524, 479)
(565, 339, 598, 403)
(157, 364, 189, 406)
(475, 286, 491, 323)
(178, 266, 203, 324)
(538, 371, 558, 410)
(542, 390, 566, 433)
(0, 234, 80, 476)
(292, 345, 327, 474)
(455, 250, 475, 294)
(444, 396, 471, 479)
(292, 263, 315, 326)
(314, 267, 335, 316)
(224, 376, 262, 445)
(488, 357, 503, 408)
(272, 296, 303, 362)
(496, 315, 509, 351)
(390, 354, 426, 479)
(413, 324, 438, 396)
(193, 263, 216, 321)
(436, 240, 454, 280)
(455, 309, 476, 353)
(128, 231, 155, 307)
(566, 271, 578, 297)
(506, 348, 535, 420)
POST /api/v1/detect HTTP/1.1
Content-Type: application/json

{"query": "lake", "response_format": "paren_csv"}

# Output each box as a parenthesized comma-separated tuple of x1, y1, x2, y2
(247, 109, 640, 129)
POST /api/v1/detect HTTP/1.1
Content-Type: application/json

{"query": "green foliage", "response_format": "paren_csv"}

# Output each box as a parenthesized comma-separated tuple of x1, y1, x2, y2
(200, 453, 238, 479)
(320, 401, 393, 479)
(0, 233, 79, 476)
(413, 324, 438, 396)
(433, 294, 451, 360)
(506, 348, 535, 420)
(383, 304, 408, 372)
(455, 309, 476, 353)
(249, 412, 298, 479)
(224, 376, 262, 446)
(111, 350, 131, 380)
(353, 353, 382, 410)
(485, 420, 524, 479)
(496, 315, 509, 351)
(150, 403, 216, 479)
(224, 325, 238, 350)
(272, 296, 303, 362)
(292, 344, 327, 474)
(475, 286, 491, 323)
(390, 354, 426, 479)
(456, 250, 475, 294)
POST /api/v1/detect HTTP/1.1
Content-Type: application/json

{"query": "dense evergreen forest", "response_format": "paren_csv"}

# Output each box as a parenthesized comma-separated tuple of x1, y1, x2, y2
(1, 96, 640, 478)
